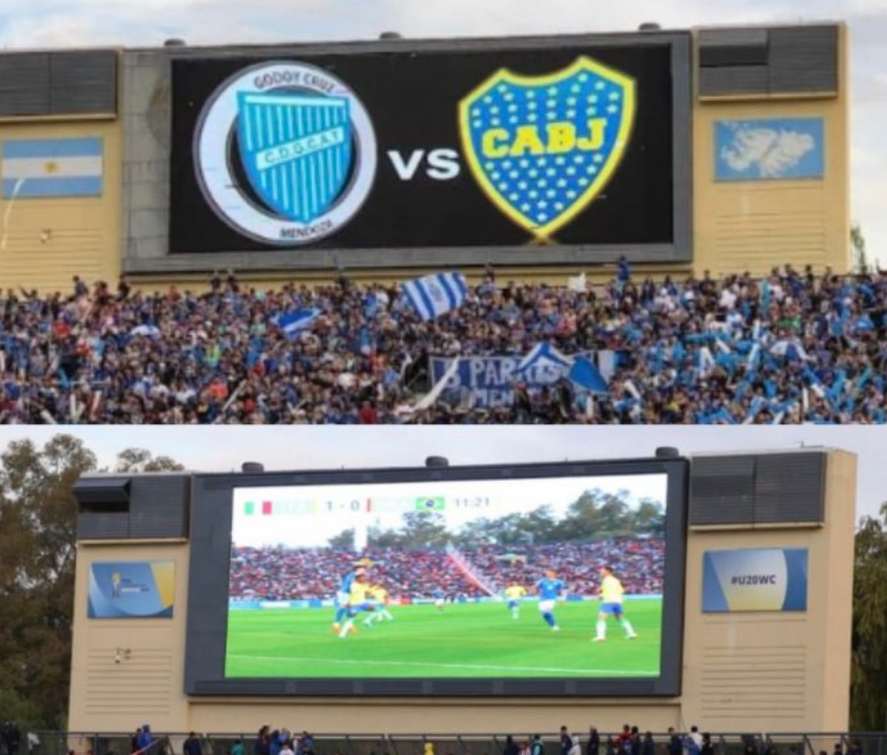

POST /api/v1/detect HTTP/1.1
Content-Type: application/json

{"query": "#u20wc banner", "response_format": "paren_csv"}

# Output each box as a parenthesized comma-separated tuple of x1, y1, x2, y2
(88, 561, 176, 619)
(702, 548, 808, 613)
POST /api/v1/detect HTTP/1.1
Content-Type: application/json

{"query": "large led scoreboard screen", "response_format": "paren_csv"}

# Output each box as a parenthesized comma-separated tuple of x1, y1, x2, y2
(183, 459, 687, 696)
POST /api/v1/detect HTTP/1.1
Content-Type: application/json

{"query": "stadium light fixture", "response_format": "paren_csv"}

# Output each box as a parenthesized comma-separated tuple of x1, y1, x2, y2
(164, 38, 187, 47)
(638, 22, 661, 31)
(655, 447, 680, 459)
(425, 456, 449, 468)
(241, 462, 265, 473)
(379, 32, 403, 40)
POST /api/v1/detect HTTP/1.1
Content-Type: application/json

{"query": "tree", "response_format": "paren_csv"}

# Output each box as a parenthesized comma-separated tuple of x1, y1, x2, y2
(851, 502, 887, 730)
(0, 435, 97, 729)
(630, 500, 666, 536)
(114, 448, 186, 473)
(851, 223, 870, 274)
(0, 435, 187, 731)
(328, 528, 356, 550)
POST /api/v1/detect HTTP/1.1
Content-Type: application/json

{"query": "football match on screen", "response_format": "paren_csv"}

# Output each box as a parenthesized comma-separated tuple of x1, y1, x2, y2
(225, 474, 667, 679)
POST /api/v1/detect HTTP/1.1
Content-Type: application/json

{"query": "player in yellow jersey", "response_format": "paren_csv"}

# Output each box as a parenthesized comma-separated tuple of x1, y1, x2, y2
(337, 573, 370, 638)
(363, 584, 395, 626)
(592, 566, 637, 642)
(503, 583, 528, 619)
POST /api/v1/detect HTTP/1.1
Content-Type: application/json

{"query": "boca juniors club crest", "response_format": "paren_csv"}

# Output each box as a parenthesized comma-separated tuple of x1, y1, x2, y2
(459, 56, 636, 241)
(193, 61, 377, 245)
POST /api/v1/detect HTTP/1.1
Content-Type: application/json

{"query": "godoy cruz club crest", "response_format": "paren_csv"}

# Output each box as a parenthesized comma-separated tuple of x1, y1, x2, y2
(194, 61, 377, 245)
(459, 56, 636, 241)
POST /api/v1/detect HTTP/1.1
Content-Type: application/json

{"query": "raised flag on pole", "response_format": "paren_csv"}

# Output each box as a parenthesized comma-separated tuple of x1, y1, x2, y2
(402, 272, 468, 321)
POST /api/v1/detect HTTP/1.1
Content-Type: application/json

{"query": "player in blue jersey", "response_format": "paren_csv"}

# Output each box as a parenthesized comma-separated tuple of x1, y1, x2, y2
(332, 567, 366, 631)
(536, 569, 565, 631)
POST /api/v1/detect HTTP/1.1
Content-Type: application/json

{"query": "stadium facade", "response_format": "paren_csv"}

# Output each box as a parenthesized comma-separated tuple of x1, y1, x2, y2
(0, 22, 849, 293)
(68, 448, 854, 734)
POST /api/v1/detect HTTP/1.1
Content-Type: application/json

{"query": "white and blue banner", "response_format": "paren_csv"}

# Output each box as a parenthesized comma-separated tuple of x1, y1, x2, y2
(1, 137, 104, 198)
(702, 548, 808, 613)
(715, 118, 824, 182)
(275, 308, 321, 338)
(402, 272, 468, 321)
(429, 350, 614, 408)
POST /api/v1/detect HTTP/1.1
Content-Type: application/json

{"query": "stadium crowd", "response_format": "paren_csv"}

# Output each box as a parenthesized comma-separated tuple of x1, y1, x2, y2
(195, 725, 857, 755)
(2, 264, 887, 424)
(228, 540, 663, 601)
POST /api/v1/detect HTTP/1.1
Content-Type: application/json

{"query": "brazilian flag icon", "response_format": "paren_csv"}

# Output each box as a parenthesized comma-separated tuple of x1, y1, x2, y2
(415, 496, 445, 512)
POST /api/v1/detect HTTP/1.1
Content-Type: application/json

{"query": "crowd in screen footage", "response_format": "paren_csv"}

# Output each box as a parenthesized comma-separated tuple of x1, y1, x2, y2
(1, 260, 886, 424)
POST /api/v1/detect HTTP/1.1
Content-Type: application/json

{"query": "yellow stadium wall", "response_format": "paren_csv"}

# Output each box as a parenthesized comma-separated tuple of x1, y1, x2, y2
(691, 26, 850, 278)
(0, 117, 122, 293)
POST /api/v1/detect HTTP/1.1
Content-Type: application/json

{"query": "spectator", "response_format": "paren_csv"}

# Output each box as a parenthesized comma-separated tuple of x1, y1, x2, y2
(504, 737, 519, 755)
(569, 737, 582, 755)
(532, 736, 545, 755)
(136, 727, 152, 753)
(587, 730, 600, 755)
(700, 735, 712, 755)
(667, 729, 683, 755)
(561, 728, 573, 755)
(183, 734, 201, 755)
(255, 728, 271, 755)
(641, 734, 654, 755)
(231, 741, 245, 755)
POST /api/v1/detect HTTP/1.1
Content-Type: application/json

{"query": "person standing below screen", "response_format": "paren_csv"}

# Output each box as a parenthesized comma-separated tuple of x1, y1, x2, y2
(332, 567, 365, 632)
(592, 566, 637, 641)
(504, 582, 528, 619)
(537, 569, 565, 631)
(560, 729, 573, 755)
(183, 734, 202, 755)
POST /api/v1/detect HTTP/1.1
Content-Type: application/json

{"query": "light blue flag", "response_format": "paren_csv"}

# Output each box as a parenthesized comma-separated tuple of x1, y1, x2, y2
(276, 308, 321, 339)
(567, 356, 609, 394)
(2, 138, 104, 198)
(402, 272, 468, 321)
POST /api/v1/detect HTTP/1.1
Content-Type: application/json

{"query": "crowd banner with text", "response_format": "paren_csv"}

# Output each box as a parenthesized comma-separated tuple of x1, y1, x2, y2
(429, 351, 614, 408)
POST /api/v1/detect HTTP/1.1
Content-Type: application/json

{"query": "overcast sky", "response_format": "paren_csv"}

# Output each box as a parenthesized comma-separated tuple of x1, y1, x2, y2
(0, 0, 884, 263)
(2, 425, 884, 521)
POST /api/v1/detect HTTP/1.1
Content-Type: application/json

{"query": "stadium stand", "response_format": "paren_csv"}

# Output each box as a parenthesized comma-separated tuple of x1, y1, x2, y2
(1, 264, 885, 424)
(228, 540, 665, 601)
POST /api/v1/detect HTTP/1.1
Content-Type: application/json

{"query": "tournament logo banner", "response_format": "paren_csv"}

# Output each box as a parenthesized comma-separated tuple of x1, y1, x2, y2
(193, 61, 377, 245)
(460, 57, 636, 241)
(88, 561, 176, 619)
(702, 548, 808, 613)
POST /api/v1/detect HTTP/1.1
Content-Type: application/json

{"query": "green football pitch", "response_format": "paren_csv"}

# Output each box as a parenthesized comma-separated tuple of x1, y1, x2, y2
(225, 599, 662, 678)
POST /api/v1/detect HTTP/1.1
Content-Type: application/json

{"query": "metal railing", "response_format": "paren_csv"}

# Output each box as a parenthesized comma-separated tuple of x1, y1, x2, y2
(25, 733, 884, 755)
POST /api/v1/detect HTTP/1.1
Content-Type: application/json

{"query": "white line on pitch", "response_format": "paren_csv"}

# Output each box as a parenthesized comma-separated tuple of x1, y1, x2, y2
(227, 654, 657, 676)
